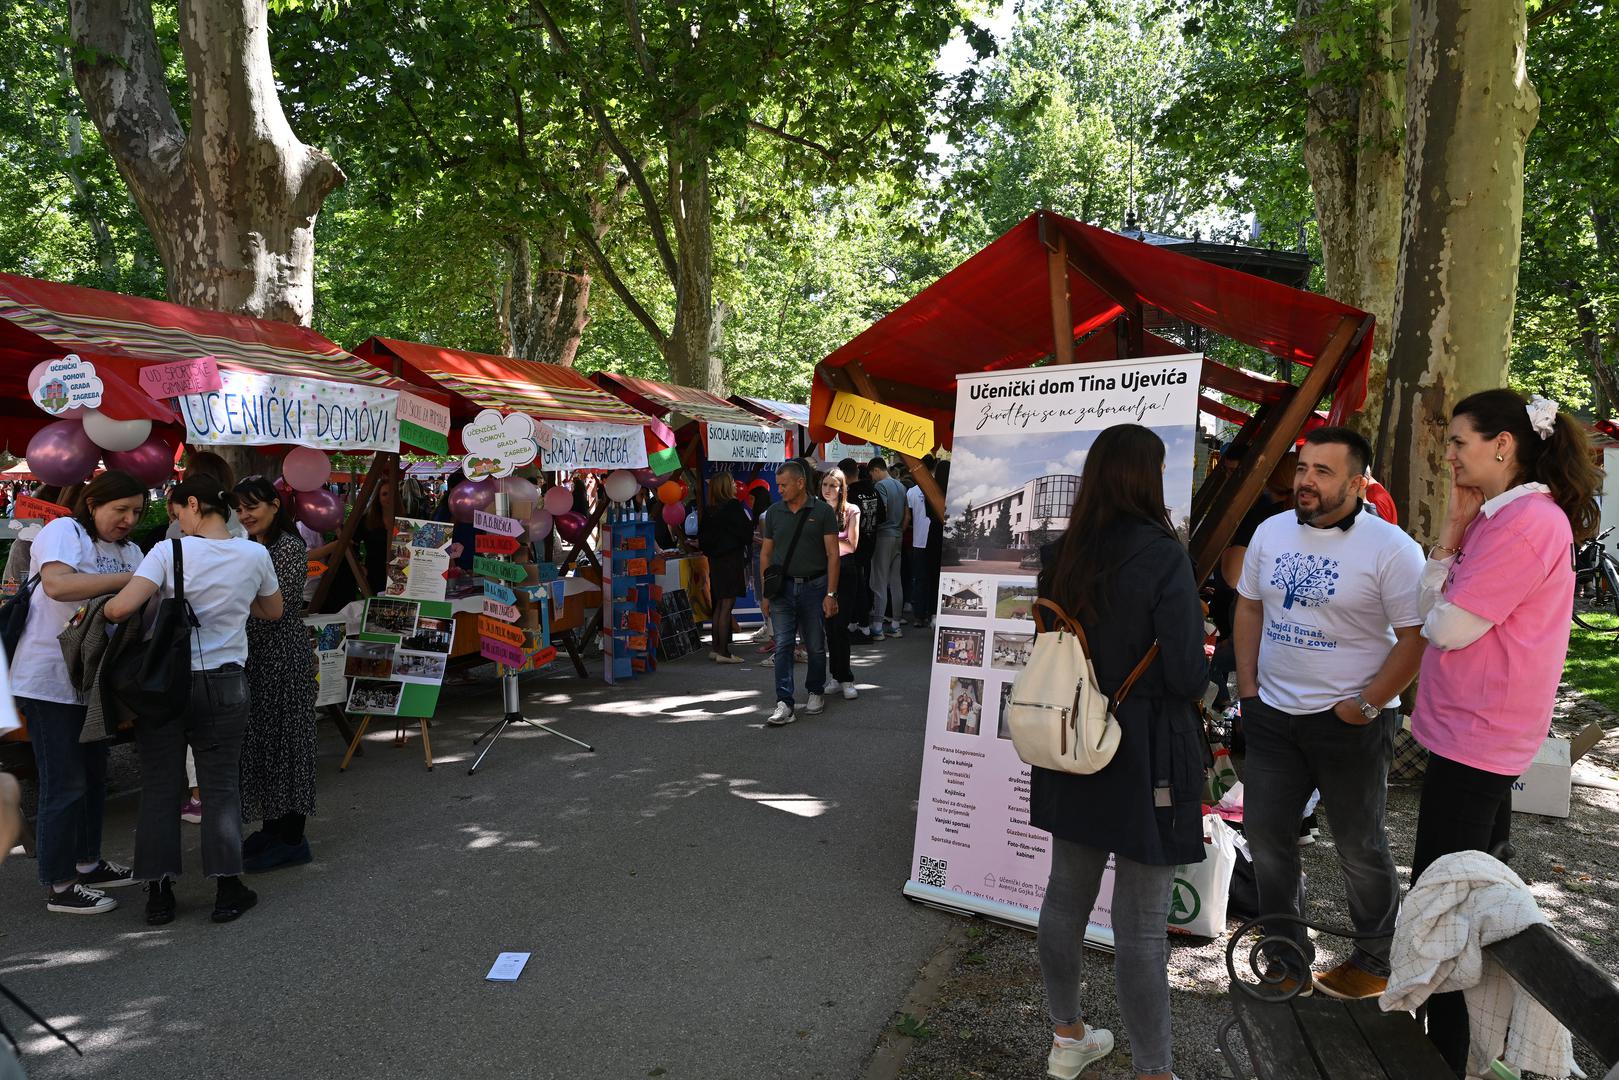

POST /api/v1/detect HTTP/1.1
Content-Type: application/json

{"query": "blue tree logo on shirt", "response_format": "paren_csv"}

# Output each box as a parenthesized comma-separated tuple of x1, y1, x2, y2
(1270, 553, 1340, 610)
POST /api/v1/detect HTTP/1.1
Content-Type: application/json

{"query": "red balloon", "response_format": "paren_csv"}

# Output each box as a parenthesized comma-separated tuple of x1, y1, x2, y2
(106, 431, 177, 487)
(555, 510, 591, 545)
(661, 502, 686, 527)
(293, 488, 344, 532)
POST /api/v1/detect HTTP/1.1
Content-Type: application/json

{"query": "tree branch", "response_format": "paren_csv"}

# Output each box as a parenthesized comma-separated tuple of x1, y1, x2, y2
(622, 0, 657, 82)
(529, 0, 680, 286)
(554, 190, 668, 348)
(1529, 0, 1579, 27)
(68, 0, 187, 199)
(748, 118, 841, 164)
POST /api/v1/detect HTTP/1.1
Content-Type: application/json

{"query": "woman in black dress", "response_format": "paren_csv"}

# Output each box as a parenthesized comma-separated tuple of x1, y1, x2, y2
(232, 477, 319, 872)
(697, 472, 755, 663)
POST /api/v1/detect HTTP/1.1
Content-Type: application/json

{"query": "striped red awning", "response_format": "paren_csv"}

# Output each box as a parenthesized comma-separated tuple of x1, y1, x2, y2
(354, 338, 662, 433)
(592, 372, 772, 428)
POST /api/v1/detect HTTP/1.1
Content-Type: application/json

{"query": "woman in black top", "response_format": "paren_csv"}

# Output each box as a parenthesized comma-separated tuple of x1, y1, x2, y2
(1030, 424, 1206, 1080)
(698, 473, 755, 663)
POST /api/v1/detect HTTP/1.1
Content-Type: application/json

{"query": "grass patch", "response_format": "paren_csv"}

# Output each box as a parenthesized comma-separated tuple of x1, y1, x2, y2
(1566, 612, 1619, 713)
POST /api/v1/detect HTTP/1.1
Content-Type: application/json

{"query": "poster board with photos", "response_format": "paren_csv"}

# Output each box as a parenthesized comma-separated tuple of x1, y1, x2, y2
(344, 596, 456, 718)
(903, 354, 1202, 941)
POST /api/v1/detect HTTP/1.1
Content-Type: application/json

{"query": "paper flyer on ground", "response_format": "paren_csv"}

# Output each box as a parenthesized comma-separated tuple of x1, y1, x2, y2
(904, 355, 1201, 938)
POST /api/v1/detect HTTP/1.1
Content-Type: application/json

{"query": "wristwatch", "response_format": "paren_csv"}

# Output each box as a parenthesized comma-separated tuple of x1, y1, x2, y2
(1354, 695, 1380, 721)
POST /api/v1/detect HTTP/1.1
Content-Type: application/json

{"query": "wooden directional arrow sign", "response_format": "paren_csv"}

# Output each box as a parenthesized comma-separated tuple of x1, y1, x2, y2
(474, 509, 524, 537)
(482, 598, 520, 623)
(474, 556, 527, 583)
(476, 534, 521, 556)
(480, 638, 527, 667)
(477, 616, 526, 646)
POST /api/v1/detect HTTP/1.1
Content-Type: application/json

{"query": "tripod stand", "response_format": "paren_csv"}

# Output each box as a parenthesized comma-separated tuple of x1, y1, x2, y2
(468, 665, 594, 774)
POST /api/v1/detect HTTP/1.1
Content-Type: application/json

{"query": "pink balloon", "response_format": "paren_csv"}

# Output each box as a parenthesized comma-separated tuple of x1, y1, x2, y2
(526, 509, 554, 542)
(25, 419, 100, 486)
(499, 475, 539, 504)
(449, 479, 495, 523)
(662, 502, 686, 528)
(106, 432, 176, 487)
(293, 488, 344, 532)
(283, 446, 332, 492)
(555, 511, 590, 545)
(541, 485, 574, 517)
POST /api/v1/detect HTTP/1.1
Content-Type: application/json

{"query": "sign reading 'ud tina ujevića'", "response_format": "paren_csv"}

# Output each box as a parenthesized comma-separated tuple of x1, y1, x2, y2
(825, 391, 935, 457)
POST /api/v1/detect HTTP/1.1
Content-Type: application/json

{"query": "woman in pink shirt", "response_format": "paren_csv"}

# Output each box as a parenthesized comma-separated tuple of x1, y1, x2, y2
(1411, 388, 1600, 1070)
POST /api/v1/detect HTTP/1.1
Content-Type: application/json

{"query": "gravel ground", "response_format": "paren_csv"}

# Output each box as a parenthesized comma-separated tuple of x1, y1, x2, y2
(883, 686, 1619, 1080)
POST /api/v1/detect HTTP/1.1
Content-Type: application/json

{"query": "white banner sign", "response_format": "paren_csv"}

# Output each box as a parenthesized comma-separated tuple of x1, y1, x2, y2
(818, 435, 879, 464)
(705, 421, 787, 463)
(903, 354, 1203, 937)
(179, 369, 400, 452)
(542, 421, 648, 471)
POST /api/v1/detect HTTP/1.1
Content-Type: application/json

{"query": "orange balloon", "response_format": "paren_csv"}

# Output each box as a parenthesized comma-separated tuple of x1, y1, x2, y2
(657, 480, 683, 505)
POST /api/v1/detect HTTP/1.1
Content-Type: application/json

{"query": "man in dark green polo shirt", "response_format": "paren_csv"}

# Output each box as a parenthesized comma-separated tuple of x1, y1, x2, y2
(759, 460, 840, 725)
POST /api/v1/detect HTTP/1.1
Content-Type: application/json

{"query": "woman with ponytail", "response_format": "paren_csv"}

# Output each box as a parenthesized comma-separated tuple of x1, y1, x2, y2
(105, 479, 283, 925)
(1409, 389, 1601, 1070)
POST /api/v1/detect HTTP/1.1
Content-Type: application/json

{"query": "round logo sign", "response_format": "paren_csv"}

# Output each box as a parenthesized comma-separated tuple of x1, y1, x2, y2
(1168, 877, 1201, 925)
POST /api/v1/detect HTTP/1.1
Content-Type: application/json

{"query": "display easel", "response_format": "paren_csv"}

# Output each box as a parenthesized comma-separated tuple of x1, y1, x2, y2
(339, 710, 435, 771)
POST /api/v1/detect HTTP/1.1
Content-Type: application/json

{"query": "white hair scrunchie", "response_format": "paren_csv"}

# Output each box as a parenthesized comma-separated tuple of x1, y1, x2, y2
(1526, 395, 1558, 440)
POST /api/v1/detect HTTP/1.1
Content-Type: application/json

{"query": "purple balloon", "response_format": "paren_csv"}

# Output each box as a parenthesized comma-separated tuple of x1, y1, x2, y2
(555, 510, 590, 545)
(525, 509, 554, 542)
(106, 432, 176, 487)
(449, 479, 496, 523)
(294, 488, 344, 532)
(26, 419, 100, 486)
(633, 468, 660, 490)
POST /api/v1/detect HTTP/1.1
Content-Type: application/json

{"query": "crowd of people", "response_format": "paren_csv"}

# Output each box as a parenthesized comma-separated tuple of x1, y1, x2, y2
(695, 454, 947, 725)
(1031, 389, 1597, 1080)
(5, 456, 320, 926)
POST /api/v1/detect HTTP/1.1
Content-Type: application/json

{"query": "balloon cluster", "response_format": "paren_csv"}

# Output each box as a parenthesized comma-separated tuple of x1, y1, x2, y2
(26, 418, 174, 487)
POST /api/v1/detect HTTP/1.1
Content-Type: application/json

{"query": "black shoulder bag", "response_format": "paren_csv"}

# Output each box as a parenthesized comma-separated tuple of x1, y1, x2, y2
(762, 506, 813, 601)
(110, 538, 198, 723)
(0, 573, 41, 663)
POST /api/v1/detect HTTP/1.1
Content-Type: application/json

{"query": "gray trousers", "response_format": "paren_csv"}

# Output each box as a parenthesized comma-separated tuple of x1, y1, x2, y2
(1038, 838, 1177, 1076)
(133, 666, 249, 880)
(869, 534, 903, 625)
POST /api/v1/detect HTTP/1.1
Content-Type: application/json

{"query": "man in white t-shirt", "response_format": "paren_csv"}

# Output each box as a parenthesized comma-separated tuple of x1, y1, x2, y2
(1234, 427, 1425, 1001)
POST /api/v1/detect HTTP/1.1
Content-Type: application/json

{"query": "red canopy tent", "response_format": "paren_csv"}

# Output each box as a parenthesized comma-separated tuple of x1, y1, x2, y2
(809, 211, 1375, 578)
(0, 273, 436, 449)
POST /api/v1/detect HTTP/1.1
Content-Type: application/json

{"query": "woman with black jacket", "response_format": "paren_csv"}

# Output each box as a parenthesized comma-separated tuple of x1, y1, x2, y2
(698, 472, 756, 663)
(1030, 424, 1206, 1080)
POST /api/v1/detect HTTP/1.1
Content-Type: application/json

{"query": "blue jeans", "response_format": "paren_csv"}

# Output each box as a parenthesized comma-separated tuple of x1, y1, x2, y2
(771, 575, 827, 705)
(20, 697, 109, 888)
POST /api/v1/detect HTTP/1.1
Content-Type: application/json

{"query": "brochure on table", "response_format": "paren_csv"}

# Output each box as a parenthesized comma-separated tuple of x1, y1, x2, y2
(902, 354, 1202, 942)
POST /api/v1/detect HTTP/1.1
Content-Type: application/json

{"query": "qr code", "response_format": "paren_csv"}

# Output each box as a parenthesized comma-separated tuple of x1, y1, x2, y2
(918, 855, 949, 887)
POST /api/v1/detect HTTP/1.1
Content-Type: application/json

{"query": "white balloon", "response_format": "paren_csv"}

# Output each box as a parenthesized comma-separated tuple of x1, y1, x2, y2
(81, 409, 152, 452)
(604, 469, 639, 503)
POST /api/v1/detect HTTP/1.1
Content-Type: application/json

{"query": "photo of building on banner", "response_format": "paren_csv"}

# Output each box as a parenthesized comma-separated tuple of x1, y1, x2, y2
(904, 354, 1201, 942)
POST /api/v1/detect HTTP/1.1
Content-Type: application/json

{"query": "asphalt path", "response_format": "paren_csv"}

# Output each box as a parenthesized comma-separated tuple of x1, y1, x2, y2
(1, 630, 951, 1080)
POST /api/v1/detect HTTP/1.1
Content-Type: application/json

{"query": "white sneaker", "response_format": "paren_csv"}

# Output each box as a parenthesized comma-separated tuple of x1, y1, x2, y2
(871, 630, 887, 642)
(842, 682, 858, 700)
(825, 680, 842, 695)
(766, 702, 795, 726)
(887, 624, 903, 639)
(806, 693, 825, 715)
(1046, 1027, 1114, 1079)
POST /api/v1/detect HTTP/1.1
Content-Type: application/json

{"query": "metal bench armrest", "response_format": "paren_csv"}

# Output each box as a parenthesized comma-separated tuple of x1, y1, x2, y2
(1226, 913, 1383, 1003)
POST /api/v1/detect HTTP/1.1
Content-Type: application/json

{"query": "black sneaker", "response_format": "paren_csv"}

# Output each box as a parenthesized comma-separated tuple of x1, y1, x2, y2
(212, 877, 258, 923)
(78, 859, 136, 889)
(145, 879, 176, 926)
(46, 883, 117, 915)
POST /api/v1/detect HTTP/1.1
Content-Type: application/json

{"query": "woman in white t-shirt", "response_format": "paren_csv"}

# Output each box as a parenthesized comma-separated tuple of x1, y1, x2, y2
(12, 471, 147, 916)
(105, 479, 282, 926)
